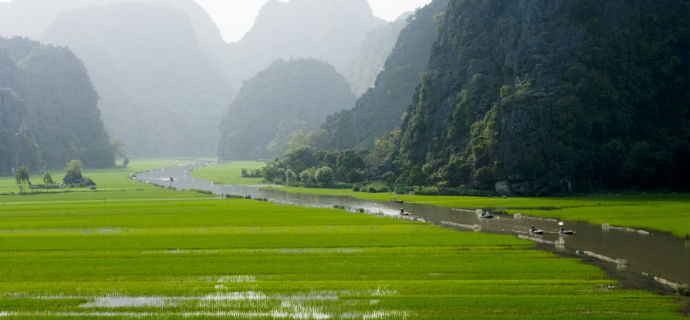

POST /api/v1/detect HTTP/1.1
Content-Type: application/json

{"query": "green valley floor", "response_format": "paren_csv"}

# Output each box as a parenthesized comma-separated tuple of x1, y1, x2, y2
(0, 160, 686, 318)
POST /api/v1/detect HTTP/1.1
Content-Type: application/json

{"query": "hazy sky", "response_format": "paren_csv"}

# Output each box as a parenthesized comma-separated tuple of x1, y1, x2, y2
(196, 0, 432, 43)
(0, 0, 432, 43)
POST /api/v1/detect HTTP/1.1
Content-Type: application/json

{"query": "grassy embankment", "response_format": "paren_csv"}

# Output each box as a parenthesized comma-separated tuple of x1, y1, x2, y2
(190, 161, 690, 238)
(0, 160, 685, 318)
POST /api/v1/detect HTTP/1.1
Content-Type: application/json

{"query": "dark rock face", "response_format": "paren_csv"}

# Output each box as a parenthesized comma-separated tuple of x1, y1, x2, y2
(397, 0, 689, 194)
(321, 0, 449, 150)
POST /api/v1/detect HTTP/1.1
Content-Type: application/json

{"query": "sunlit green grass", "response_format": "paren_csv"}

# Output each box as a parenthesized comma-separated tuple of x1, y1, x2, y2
(191, 161, 266, 185)
(0, 159, 213, 203)
(0, 198, 685, 318)
(0, 160, 685, 318)
(269, 186, 690, 237)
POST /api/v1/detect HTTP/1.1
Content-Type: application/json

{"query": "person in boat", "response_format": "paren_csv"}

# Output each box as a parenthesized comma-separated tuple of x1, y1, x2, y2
(169, 177, 174, 182)
(560, 227, 574, 234)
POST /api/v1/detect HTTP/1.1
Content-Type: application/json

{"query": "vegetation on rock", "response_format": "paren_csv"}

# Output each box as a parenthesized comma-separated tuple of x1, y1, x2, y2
(0, 37, 114, 174)
(396, 0, 689, 195)
(320, 0, 448, 150)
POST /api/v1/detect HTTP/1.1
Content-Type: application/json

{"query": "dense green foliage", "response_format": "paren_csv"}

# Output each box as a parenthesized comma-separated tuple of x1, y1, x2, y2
(321, 0, 448, 149)
(0, 37, 114, 173)
(43, 3, 232, 157)
(263, 147, 372, 187)
(218, 59, 356, 160)
(396, 0, 689, 195)
(0, 179, 685, 317)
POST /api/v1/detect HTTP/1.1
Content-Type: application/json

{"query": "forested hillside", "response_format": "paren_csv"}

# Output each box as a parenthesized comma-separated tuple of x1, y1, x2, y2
(218, 59, 355, 160)
(321, 0, 448, 150)
(44, 2, 231, 156)
(0, 37, 113, 174)
(396, 0, 689, 194)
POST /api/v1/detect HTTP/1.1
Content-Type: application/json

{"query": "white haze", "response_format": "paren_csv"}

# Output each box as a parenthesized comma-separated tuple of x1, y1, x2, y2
(0, 0, 432, 43)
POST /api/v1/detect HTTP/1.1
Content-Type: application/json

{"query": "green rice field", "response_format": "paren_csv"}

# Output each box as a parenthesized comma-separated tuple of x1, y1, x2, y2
(0, 160, 213, 202)
(191, 161, 266, 185)
(0, 160, 686, 318)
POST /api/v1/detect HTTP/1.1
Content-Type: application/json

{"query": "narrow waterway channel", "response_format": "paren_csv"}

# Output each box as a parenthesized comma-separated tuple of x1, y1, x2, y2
(134, 162, 690, 295)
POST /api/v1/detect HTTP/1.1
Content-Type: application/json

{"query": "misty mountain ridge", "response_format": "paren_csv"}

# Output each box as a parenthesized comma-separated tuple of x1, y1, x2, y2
(223, 0, 386, 97)
(43, 2, 232, 157)
(2, 0, 405, 158)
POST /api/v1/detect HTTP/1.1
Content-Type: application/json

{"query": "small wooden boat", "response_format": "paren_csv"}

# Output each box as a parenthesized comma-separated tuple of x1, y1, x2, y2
(480, 211, 494, 219)
(559, 227, 575, 235)
(529, 226, 544, 234)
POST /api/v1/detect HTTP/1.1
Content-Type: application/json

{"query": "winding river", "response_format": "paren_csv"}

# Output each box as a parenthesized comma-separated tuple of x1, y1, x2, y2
(134, 162, 690, 294)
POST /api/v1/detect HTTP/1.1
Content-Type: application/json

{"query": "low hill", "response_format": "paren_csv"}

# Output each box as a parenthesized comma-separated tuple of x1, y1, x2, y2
(218, 59, 356, 160)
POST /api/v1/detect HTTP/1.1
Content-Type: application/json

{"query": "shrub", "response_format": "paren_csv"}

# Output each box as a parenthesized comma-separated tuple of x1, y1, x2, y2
(285, 169, 297, 186)
(315, 166, 334, 187)
(394, 185, 413, 194)
(299, 169, 315, 187)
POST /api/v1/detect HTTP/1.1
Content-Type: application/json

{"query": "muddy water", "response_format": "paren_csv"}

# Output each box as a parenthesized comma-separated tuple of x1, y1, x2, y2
(134, 162, 690, 292)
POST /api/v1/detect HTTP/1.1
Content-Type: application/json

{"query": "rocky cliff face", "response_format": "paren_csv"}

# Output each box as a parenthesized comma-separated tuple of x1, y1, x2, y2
(397, 0, 689, 194)
(321, 0, 449, 150)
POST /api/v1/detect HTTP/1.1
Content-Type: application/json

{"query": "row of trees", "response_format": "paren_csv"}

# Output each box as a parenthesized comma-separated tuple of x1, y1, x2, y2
(262, 147, 370, 187)
(13, 160, 95, 193)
